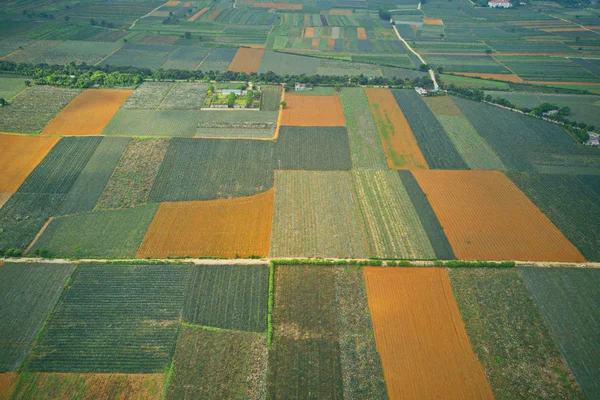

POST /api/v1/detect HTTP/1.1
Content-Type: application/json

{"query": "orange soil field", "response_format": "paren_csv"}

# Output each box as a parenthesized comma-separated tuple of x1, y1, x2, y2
(0, 192, 10, 208)
(137, 190, 274, 258)
(251, 2, 302, 9)
(453, 72, 524, 83)
(363, 268, 494, 400)
(0, 373, 16, 398)
(412, 170, 586, 262)
(183, 1, 191, 5)
(280, 94, 345, 126)
(227, 48, 265, 73)
(422, 96, 462, 116)
(41, 89, 132, 136)
(357, 27, 367, 39)
(329, 9, 352, 15)
(188, 7, 209, 21)
(363, 88, 428, 170)
(0, 133, 60, 192)
(165, 0, 179, 5)
(423, 18, 443, 25)
(303, 27, 315, 38)
(311, 38, 320, 48)
(326, 38, 335, 50)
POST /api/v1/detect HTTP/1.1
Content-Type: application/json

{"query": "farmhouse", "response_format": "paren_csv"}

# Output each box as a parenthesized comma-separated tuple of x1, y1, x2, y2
(488, 0, 513, 7)
(295, 83, 311, 91)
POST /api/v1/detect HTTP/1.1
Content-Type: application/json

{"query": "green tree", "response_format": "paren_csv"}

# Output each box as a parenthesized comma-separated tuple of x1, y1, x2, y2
(0, 98, 7, 107)
(184, 31, 192, 40)
(227, 92, 236, 107)
(280, 101, 287, 108)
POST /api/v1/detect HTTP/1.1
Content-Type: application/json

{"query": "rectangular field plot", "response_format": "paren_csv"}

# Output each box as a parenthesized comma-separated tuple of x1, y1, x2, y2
(160, 46, 210, 70)
(149, 138, 274, 202)
(8, 373, 163, 400)
(350, 170, 435, 259)
(422, 96, 505, 171)
(275, 126, 351, 171)
(520, 268, 600, 399)
(363, 268, 494, 400)
(195, 110, 277, 139)
(413, 170, 585, 262)
(0, 134, 59, 193)
(280, 94, 345, 126)
(137, 190, 273, 259)
(392, 89, 468, 169)
(364, 88, 428, 170)
(181, 264, 269, 332)
(167, 326, 267, 400)
(0, 86, 81, 133)
(41, 89, 132, 136)
(0, 77, 27, 100)
(96, 138, 168, 210)
(197, 47, 238, 72)
(257, 51, 319, 76)
(32, 204, 159, 258)
(34, 40, 122, 66)
(0, 263, 75, 371)
(270, 171, 368, 258)
(496, 56, 598, 82)
(98, 43, 176, 70)
(102, 109, 200, 136)
(121, 82, 173, 109)
(158, 82, 208, 110)
(228, 48, 264, 73)
(260, 85, 282, 111)
(508, 173, 600, 261)
(340, 88, 387, 170)
(26, 264, 189, 373)
(449, 268, 583, 399)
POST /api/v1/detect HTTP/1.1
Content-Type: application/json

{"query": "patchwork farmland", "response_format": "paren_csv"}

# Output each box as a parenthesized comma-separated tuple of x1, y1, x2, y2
(1, 0, 600, 397)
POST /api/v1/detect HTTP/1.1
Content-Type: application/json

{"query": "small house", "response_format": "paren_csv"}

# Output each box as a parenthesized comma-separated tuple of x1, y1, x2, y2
(488, 0, 512, 7)
(295, 83, 309, 91)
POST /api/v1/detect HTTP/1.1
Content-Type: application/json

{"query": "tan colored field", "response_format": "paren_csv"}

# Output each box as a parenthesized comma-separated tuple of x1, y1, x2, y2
(412, 170, 586, 262)
(326, 38, 335, 50)
(357, 27, 367, 39)
(205, 8, 222, 22)
(6, 373, 163, 400)
(454, 72, 524, 83)
(0, 133, 59, 192)
(311, 38, 320, 48)
(165, 0, 179, 5)
(137, 190, 274, 258)
(0, 373, 16, 399)
(423, 17, 443, 25)
(364, 88, 427, 170)
(183, 1, 191, 5)
(303, 27, 315, 38)
(41, 89, 132, 136)
(422, 96, 462, 116)
(227, 48, 265, 73)
(0, 192, 10, 208)
(363, 268, 494, 400)
(188, 7, 209, 21)
(329, 9, 352, 15)
(280, 94, 345, 126)
(251, 2, 302, 9)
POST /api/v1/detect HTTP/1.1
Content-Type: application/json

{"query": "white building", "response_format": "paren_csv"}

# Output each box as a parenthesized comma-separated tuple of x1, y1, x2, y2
(488, 0, 512, 7)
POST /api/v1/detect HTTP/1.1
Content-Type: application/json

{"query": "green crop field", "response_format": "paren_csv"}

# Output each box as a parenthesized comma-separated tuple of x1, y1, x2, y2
(520, 267, 600, 399)
(57, 137, 131, 216)
(398, 171, 455, 260)
(149, 138, 274, 202)
(0, 77, 28, 100)
(157, 82, 208, 110)
(275, 126, 352, 171)
(33, 40, 121, 65)
(121, 82, 174, 109)
(26, 264, 189, 373)
(258, 51, 319, 76)
(197, 47, 237, 72)
(167, 325, 267, 400)
(450, 268, 583, 399)
(496, 56, 597, 82)
(102, 109, 200, 136)
(98, 43, 176, 70)
(31, 204, 159, 258)
(0, 86, 81, 133)
(270, 171, 368, 259)
(195, 110, 277, 139)
(0, 262, 75, 371)
(350, 170, 436, 259)
(183, 264, 269, 333)
(508, 173, 600, 261)
(260, 85, 282, 111)
(3, 40, 62, 64)
(440, 74, 510, 90)
(392, 90, 468, 170)
(160, 46, 210, 70)
(521, 144, 600, 174)
(426, 55, 509, 74)
(340, 88, 387, 170)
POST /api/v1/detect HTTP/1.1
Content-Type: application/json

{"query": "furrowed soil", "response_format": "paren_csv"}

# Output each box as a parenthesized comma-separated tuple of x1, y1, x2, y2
(228, 48, 265, 73)
(454, 73, 524, 83)
(412, 170, 586, 262)
(0, 373, 16, 398)
(8, 373, 163, 400)
(363, 88, 428, 170)
(423, 18, 443, 25)
(0, 134, 59, 192)
(280, 94, 345, 126)
(363, 267, 494, 400)
(41, 89, 133, 136)
(137, 189, 274, 258)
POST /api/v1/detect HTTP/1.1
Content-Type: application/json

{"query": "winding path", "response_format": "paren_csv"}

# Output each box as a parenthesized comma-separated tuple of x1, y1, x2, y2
(392, 24, 439, 90)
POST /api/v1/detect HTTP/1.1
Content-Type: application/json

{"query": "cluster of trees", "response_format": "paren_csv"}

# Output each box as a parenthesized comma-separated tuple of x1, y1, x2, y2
(89, 19, 115, 28)
(378, 8, 392, 21)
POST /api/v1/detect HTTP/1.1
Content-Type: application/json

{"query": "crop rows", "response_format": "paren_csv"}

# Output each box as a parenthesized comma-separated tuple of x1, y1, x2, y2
(259, 85, 282, 111)
(34, 40, 121, 66)
(99, 43, 176, 71)
(195, 110, 277, 138)
(102, 109, 200, 136)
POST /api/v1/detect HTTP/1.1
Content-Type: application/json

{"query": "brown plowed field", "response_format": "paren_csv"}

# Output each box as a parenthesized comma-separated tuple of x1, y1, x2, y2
(41, 89, 132, 136)
(363, 267, 494, 400)
(364, 88, 427, 170)
(0, 373, 16, 398)
(280, 94, 345, 126)
(0, 133, 59, 192)
(412, 170, 586, 262)
(357, 27, 367, 39)
(188, 7, 208, 21)
(303, 27, 315, 38)
(329, 9, 352, 15)
(227, 48, 265, 73)
(453, 72, 524, 83)
(423, 18, 443, 25)
(137, 189, 274, 258)
(165, 1, 179, 6)
(422, 96, 462, 116)
(0, 192, 11, 208)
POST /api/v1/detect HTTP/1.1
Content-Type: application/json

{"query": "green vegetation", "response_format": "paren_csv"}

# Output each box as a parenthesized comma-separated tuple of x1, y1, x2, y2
(183, 265, 269, 333)
(102, 109, 200, 137)
(26, 264, 189, 373)
(0, 262, 75, 371)
(195, 110, 277, 139)
(275, 127, 352, 171)
(450, 268, 583, 399)
(259, 85, 282, 111)
(0, 77, 27, 100)
(150, 138, 274, 202)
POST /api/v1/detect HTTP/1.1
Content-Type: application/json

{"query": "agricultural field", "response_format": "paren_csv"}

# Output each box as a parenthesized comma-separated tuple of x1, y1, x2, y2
(195, 110, 277, 139)
(259, 85, 282, 111)
(363, 267, 494, 399)
(520, 267, 600, 399)
(137, 190, 273, 258)
(451, 268, 584, 399)
(413, 170, 586, 262)
(98, 43, 176, 70)
(228, 48, 265, 73)
(280, 94, 345, 126)
(0, 77, 27, 100)
(102, 109, 200, 136)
